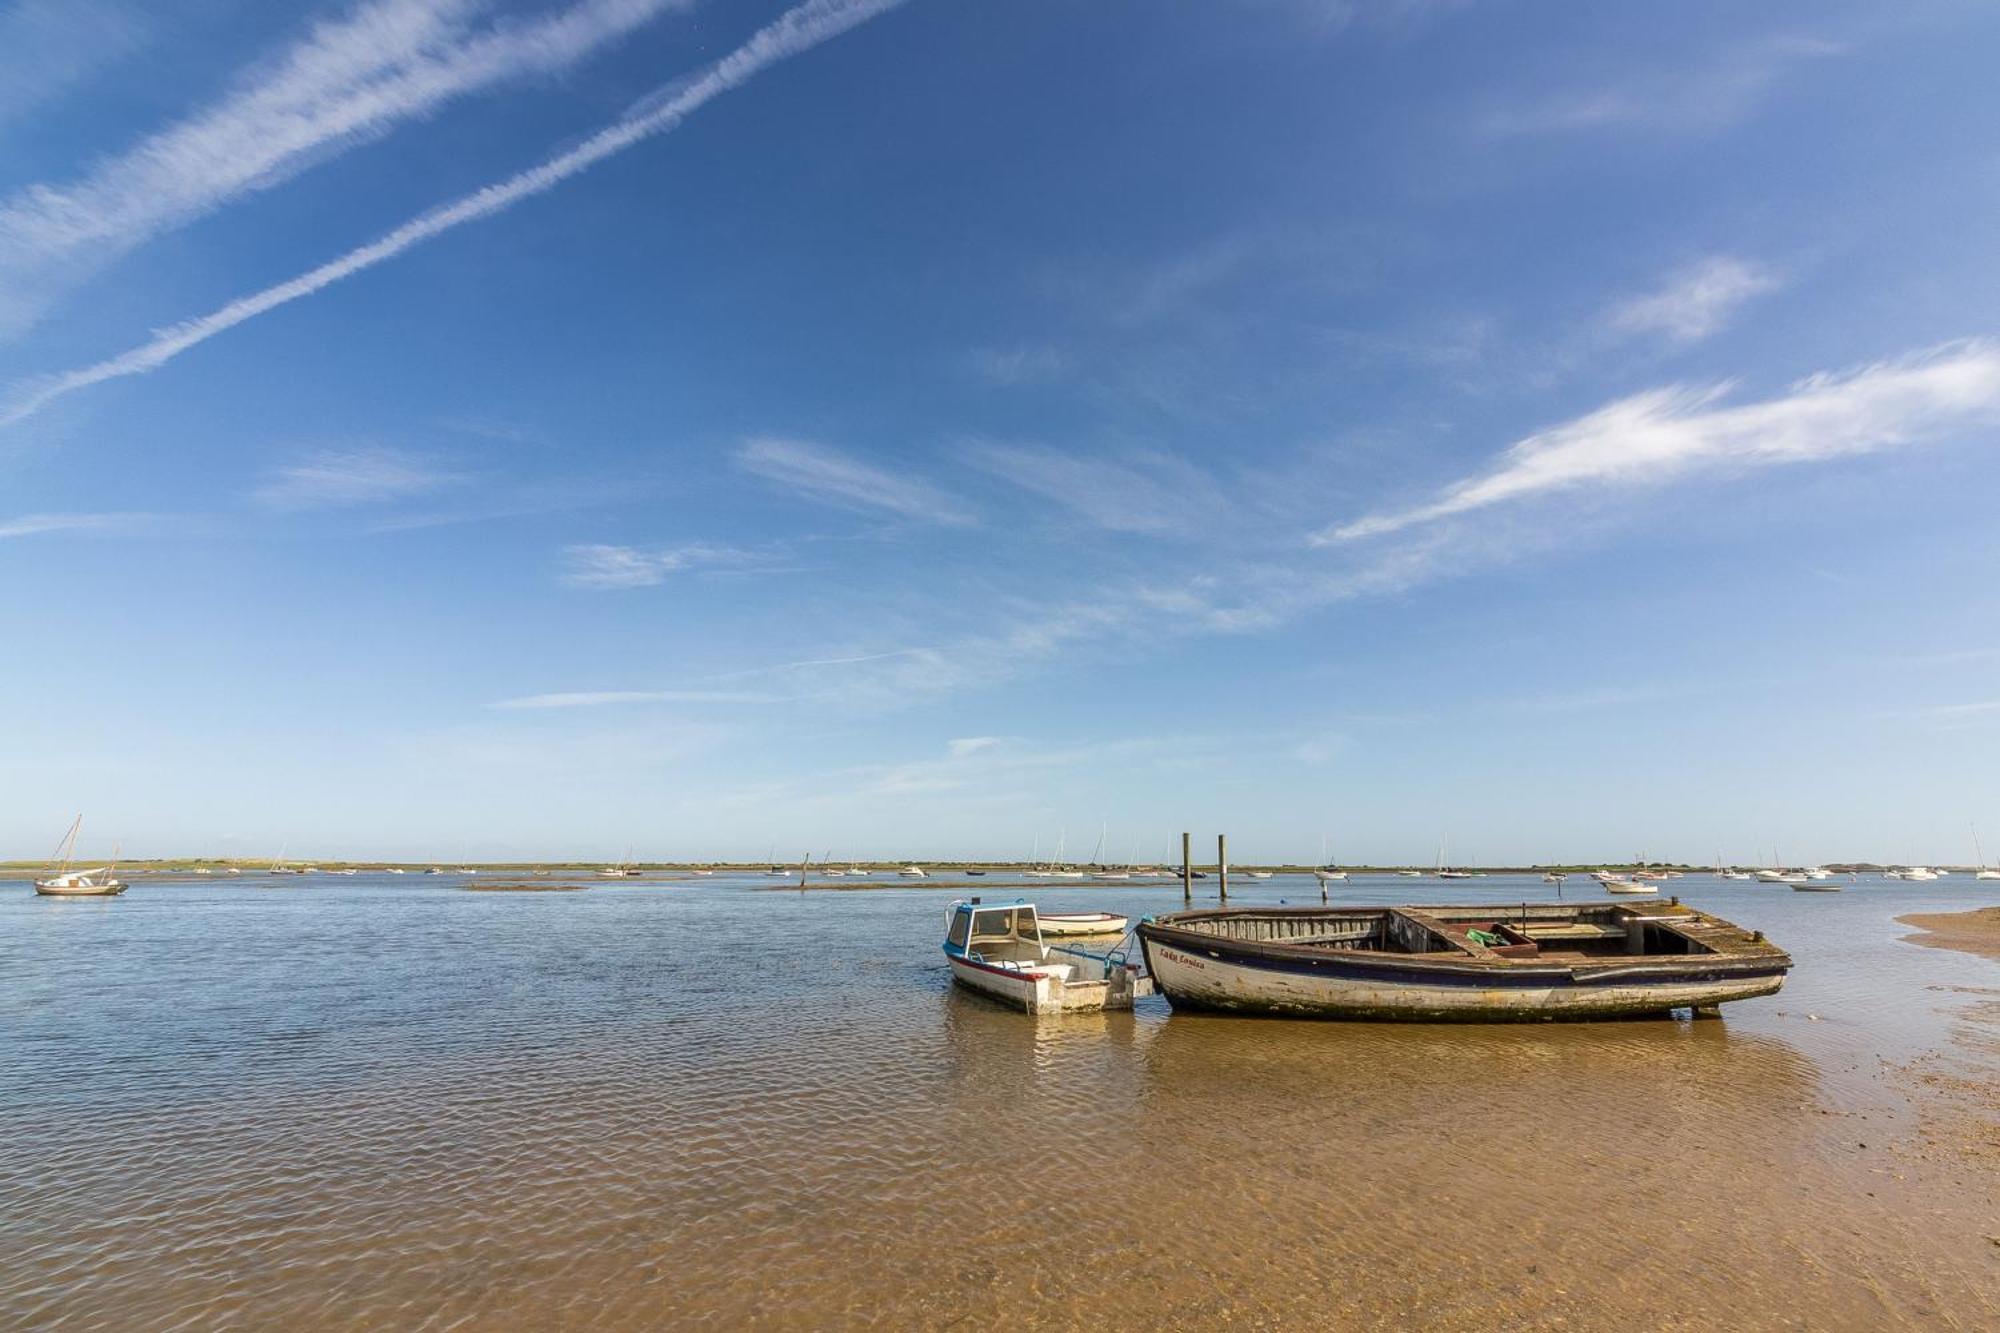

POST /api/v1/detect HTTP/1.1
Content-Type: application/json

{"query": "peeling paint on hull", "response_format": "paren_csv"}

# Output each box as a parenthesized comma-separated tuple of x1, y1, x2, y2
(1137, 905, 1791, 1022)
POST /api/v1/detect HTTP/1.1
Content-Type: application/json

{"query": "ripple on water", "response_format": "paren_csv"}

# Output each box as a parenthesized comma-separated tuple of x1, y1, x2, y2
(0, 875, 1995, 1328)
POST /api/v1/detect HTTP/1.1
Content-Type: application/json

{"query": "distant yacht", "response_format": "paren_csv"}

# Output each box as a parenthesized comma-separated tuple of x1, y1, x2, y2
(1601, 877, 1657, 895)
(1975, 827, 2000, 880)
(898, 865, 927, 878)
(34, 816, 127, 897)
(1434, 839, 1473, 879)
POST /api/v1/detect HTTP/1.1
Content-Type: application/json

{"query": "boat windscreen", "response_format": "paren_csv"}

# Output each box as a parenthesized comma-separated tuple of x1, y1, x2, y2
(971, 907, 1036, 942)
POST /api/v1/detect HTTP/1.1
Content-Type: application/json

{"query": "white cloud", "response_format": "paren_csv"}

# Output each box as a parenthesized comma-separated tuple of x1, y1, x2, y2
(968, 344, 1067, 386)
(963, 442, 1203, 533)
(0, 0, 909, 428)
(0, 511, 130, 538)
(492, 689, 787, 709)
(560, 542, 778, 588)
(1481, 35, 1842, 138)
(736, 436, 974, 525)
(0, 1, 147, 131)
(1321, 339, 2000, 542)
(948, 736, 1005, 757)
(1608, 256, 1781, 344)
(0, 0, 698, 336)
(253, 446, 460, 510)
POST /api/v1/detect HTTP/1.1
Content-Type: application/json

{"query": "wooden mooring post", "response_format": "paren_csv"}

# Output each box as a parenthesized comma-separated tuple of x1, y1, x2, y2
(1218, 833, 1228, 902)
(1181, 832, 1192, 905)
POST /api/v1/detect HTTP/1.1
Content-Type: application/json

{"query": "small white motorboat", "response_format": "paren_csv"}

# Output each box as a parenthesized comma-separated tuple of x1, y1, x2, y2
(1243, 871, 1273, 880)
(1037, 910, 1130, 938)
(942, 900, 1149, 1013)
(898, 865, 927, 878)
(1600, 877, 1658, 895)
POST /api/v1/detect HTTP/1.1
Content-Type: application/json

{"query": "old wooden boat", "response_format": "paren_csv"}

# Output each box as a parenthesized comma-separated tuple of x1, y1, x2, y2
(942, 900, 1150, 1013)
(1136, 902, 1791, 1021)
(1037, 910, 1129, 937)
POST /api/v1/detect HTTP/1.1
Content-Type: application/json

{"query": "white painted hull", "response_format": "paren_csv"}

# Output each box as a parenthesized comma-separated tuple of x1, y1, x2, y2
(1037, 912, 1129, 937)
(34, 881, 126, 897)
(945, 952, 1140, 1013)
(1143, 941, 1783, 1021)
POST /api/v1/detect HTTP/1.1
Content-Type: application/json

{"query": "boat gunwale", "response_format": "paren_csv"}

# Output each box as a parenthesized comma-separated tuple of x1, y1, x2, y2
(1138, 903, 1792, 985)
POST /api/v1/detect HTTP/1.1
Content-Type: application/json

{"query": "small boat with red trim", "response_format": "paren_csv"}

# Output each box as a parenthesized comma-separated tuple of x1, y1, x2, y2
(1136, 901, 1790, 1022)
(942, 899, 1150, 1013)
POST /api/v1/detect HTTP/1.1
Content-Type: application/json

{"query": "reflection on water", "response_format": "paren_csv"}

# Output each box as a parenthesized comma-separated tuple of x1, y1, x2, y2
(1, 874, 1994, 1327)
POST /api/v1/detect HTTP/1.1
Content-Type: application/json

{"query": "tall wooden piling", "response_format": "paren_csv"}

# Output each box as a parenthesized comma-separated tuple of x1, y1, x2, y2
(1181, 832, 1192, 905)
(1218, 833, 1228, 902)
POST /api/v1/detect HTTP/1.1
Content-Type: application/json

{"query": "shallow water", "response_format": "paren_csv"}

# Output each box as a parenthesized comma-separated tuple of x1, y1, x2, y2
(2, 873, 1995, 1328)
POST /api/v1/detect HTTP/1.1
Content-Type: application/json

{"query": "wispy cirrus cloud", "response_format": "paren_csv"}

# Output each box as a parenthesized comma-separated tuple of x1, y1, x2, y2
(0, 0, 148, 132)
(0, 0, 909, 428)
(560, 541, 779, 588)
(0, 0, 698, 337)
(1608, 256, 1781, 344)
(253, 446, 462, 510)
(492, 689, 789, 709)
(736, 437, 975, 525)
(948, 736, 1006, 757)
(963, 441, 1204, 534)
(1481, 34, 1842, 138)
(1321, 339, 2000, 542)
(0, 511, 142, 539)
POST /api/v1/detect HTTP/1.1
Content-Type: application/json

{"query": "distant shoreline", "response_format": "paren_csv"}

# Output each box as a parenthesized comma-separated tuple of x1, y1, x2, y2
(1, 860, 1964, 876)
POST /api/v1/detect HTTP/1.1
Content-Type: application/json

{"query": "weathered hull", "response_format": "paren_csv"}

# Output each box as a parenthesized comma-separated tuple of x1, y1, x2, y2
(1138, 933, 1786, 1022)
(34, 882, 127, 897)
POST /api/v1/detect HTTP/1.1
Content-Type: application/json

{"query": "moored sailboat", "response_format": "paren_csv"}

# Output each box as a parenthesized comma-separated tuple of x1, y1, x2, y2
(34, 816, 127, 897)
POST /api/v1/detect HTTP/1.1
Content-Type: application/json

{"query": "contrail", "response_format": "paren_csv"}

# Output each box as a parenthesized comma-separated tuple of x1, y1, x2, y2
(1, 0, 907, 429)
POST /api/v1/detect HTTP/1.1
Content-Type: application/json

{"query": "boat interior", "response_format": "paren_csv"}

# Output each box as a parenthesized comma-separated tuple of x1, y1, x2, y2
(1164, 904, 1726, 963)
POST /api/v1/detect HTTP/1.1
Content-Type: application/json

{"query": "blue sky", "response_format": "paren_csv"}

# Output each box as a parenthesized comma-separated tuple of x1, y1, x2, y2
(3, 0, 1998, 865)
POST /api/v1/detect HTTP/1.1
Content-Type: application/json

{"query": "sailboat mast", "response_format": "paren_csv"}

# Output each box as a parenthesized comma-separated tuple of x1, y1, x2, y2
(51, 814, 81, 874)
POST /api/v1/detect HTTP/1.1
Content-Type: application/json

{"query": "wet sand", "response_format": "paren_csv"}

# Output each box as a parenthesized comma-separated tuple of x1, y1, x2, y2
(1900, 904, 2000, 961)
(3, 875, 1996, 1328)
